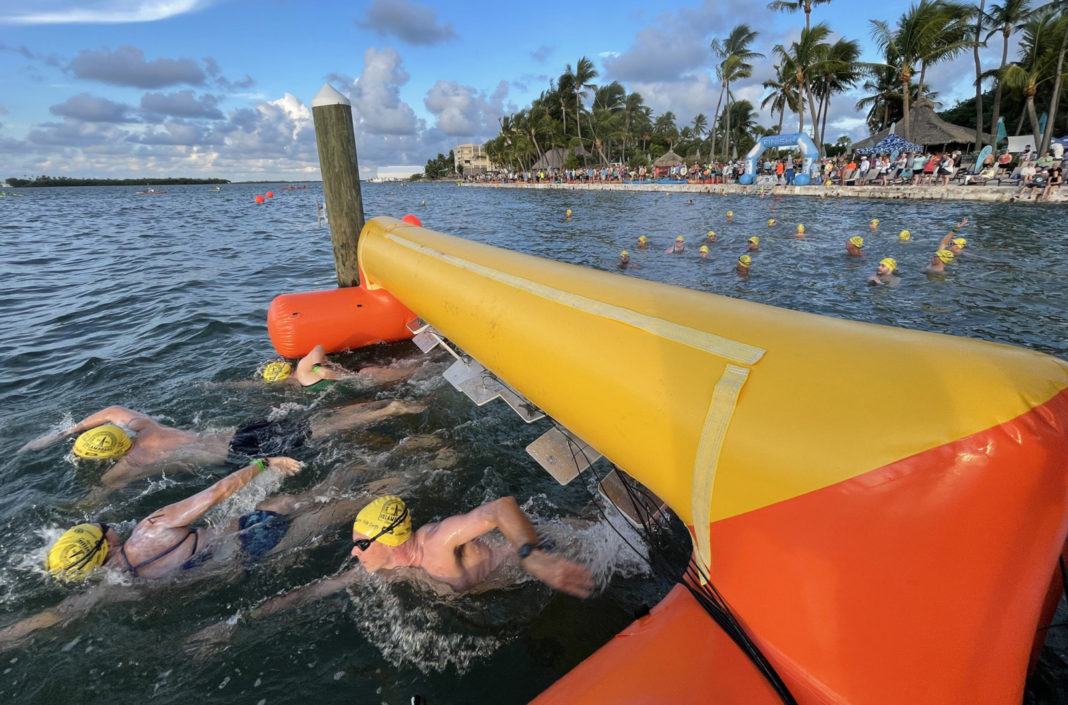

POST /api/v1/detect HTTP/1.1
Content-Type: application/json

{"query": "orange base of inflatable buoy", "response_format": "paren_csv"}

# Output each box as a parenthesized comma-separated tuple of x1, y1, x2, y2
(267, 285, 416, 358)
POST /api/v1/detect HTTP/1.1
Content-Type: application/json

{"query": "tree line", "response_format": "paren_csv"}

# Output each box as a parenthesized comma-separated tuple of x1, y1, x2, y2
(7, 176, 231, 188)
(480, 0, 1067, 172)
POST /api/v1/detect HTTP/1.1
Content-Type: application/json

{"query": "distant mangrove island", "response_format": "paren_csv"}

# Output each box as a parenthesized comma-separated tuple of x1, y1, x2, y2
(6, 176, 231, 188)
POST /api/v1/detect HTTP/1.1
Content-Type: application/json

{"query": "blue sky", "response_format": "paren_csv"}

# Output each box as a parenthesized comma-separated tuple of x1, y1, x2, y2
(0, 0, 1036, 181)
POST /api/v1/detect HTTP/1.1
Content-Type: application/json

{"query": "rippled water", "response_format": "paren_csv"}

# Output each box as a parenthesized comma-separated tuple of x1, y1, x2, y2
(0, 183, 1064, 704)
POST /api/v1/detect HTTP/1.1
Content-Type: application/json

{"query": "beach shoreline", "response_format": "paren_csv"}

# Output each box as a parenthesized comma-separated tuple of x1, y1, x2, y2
(460, 180, 1067, 204)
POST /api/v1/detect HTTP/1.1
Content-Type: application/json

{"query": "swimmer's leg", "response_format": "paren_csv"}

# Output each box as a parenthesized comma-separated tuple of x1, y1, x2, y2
(309, 399, 426, 437)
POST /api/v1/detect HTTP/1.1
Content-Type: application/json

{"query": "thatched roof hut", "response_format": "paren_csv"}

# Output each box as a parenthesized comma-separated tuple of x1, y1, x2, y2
(853, 99, 993, 151)
(653, 149, 685, 167)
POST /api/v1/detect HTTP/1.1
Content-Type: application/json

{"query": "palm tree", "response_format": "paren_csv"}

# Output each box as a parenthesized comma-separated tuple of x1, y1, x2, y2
(767, 0, 835, 31)
(1039, 2, 1068, 153)
(691, 113, 708, 160)
(774, 22, 832, 151)
(763, 62, 802, 135)
(813, 37, 863, 158)
(654, 111, 680, 152)
(621, 92, 651, 164)
(1001, 7, 1061, 146)
(986, 0, 1035, 147)
(914, 2, 974, 100)
(973, 0, 987, 150)
(710, 24, 763, 161)
(590, 81, 626, 163)
(565, 57, 598, 161)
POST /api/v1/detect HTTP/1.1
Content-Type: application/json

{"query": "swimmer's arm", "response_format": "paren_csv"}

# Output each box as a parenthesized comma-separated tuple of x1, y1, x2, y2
(249, 565, 364, 620)
(150, 457, 302, 528)
(430, 497, 595, 598)
(19, 406, 140, 452)
(0, 586, 135, 652)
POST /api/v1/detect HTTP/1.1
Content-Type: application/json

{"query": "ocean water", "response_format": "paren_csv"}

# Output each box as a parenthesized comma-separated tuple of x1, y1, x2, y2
(0, 182, 1064, 704)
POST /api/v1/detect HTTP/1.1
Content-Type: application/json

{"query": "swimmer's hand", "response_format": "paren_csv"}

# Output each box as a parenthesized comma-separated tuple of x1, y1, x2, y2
(185, 618, 238, 657)
(19, 430, 66, 453)
(266, 456, 302, 477)
(521, 549, 595, 599)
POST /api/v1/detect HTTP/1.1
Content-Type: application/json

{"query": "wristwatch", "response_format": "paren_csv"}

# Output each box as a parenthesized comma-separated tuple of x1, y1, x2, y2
(517, 543, 535, 560)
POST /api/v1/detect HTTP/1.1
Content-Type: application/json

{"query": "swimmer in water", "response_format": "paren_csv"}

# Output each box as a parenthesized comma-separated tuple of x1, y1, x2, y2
(263, 344, 416, 391)
(565, 209, 572, 220)
(747, 236, 760, 252)
(665, 236, 685, 254)
(868, 257, 900, 286)
(869, 218, 879, 231)
(636, 235, 649, 249)
(899, 230, 911, 242)
(767, 218, 777, 228)
(796, 224, 806, 238)
(726, 210, 733, 222)
(936, 218, 969, 258)
(194, 495, 596, 642)
(846, 235, 865, 257)
(618, 250, 641, 269)
(698, 245, 710, 259)
(20, 400, 425, 500)
(926, 249, 955, 275)
(736, 254, 752, 276)
(705, 230, 717, 244)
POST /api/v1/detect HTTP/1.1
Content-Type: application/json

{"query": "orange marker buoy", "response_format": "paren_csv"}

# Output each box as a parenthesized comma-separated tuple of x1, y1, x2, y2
(266, 191, 274, 198)
(255, 194, 265, 203)
(401, 214, 423, 227)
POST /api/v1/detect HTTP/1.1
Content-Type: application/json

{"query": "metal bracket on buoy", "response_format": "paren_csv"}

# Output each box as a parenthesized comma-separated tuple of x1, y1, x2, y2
(525, 426, 603, 485)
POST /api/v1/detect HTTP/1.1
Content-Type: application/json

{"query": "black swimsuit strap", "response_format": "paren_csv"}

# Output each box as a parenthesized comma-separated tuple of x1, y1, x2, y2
(120, 528, 197, 577)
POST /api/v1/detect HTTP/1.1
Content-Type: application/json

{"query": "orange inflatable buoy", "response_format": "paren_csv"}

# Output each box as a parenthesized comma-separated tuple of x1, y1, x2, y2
(254, 194, 265, 203)
(401, 214, 423, 226)
(266, 191, 274, 198)
(267, 285, 417, 358)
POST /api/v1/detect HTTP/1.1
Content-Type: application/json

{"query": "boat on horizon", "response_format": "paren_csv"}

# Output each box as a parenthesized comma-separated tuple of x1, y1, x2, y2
(135, 188, 167, 195)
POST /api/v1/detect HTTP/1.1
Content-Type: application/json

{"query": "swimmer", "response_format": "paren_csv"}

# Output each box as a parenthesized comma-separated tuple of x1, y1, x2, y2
(203, 495, 596, 636)
(698, 245, 710, 259)
(618, 250, 641, 269)
(686, 199, 694, 205)
(796, 224, 806, 238)
(565, 209, 572, 220)
(726, 210, 733, 222)
(846, 235, 865, 257)
(868, 257, 900, 286)
(869, 218, 879, 231)
(736, 254, 752, 276)
(0, 456, 304, 649)
(264, 344, 416, 391)
(747, 236, 759, 252)
(926, 249, 955, 274)
(936, 218, 969, 258)
(665, 235, 685, 254)
(899, 230, 911, 242)
(767, 218, 777, 228)
(20, 400, 425, 500)
(705, 230, 717, 243)
(636, 235, 649, 249)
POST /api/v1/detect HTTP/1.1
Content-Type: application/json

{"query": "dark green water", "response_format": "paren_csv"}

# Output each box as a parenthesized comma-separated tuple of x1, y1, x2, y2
(0, 183, 1064, 704)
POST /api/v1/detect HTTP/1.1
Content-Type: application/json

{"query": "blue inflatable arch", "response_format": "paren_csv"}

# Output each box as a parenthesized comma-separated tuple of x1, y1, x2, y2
(737, 133, 818, 186)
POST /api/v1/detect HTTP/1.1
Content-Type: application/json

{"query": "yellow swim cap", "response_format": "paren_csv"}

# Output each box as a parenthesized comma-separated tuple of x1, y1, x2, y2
(353, 496, 412, 547)
(726, 211, 733, 217)
(638, 235, 648, 243)
(871, 219, 880, 225)
(263, 361, 291, 382)
(620, 250, 629, 257)
(849, 236, 864, 248)
(880, 257, 898, 272)
(47, 524, 108, 581)
(899, 230, 911, 241)
(699, 245, 709, 253)
(936, 249, 955, 264)
(767, 219, 776, 226)
(73, 424, 131, 459)
(797, 224, 805, 232)
(706, 230, 715, 238)
(738, 255, 752, 266)
(748, 236, 759, 245)
(952, 237, 967, 248)
(676, 235, 684, 242)
(566, 209, 572, 216)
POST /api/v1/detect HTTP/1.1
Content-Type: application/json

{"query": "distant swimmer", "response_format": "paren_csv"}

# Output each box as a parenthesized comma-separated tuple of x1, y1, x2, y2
(726, 210, 733, 222)
(899, 230, 911, 242)
(698, 245, 710, 259)
(20, 401, 425, 499)
(747, 236, 760, 252)
(870, 218, 879, 231)
(618, 250, 641, 269)
(846, 235, 865, 257)
(936, 218, 969, 258)
(565, 209, 572, 220)
(666, 236, 685, 254)
(926, 249, 955, 275)
(796, 224, 806, 237)
(636, 235, 649, 249)
(686, 199, 694, 205)
(737, 254, 752, 276)
(767, 218, 777, 228)
(705, 230, 717, 243)
(868, 258, 900, 287)
(263, 344, 416, 391)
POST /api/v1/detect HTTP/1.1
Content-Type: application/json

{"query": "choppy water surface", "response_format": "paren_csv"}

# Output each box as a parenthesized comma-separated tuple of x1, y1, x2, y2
(0, 183, 1064, 704)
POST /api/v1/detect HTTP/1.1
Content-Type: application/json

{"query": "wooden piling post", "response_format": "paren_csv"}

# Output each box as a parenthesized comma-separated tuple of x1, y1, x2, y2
(312, 83, 365, 287)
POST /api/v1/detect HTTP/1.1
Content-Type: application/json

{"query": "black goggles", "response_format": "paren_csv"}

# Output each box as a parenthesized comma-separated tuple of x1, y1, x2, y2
(352, 508, 408, 551)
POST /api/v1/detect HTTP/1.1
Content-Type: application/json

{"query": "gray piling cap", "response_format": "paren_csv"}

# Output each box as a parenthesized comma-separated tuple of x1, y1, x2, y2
(312, 83, 350, 108)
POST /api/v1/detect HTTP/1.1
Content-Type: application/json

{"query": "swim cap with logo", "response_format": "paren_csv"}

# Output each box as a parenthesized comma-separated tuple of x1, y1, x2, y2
(767, 219, 776, 226)
(952, 238, 966, 248)
(638, 235, 648, 243)
(748, 236, 759, 245)
(620, 250, 629, 257)
(263, 361, 292, 382)
(706, 230, 715, 238)
(73, 424, 131, 459)
(47, 524, 108, 581)
(935, 249, 955, 264)
(353, 496, 412, 547)
(699, 245, 709, 253)
(849, 236, 864, 248)
(738, 255, 752, 266)
(899, 230, 911, 241)
(879, 257, 898, 272)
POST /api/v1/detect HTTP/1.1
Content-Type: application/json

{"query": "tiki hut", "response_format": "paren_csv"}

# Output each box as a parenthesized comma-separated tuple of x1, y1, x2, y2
(652, 149, 685, 178)
(853, 98, 993, 152)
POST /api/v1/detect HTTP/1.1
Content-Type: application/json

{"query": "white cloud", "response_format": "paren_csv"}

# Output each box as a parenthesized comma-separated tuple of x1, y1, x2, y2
(0, 0, 218, 25)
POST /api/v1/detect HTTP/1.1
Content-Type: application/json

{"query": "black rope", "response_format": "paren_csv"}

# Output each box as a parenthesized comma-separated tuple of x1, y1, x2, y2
(554, 423, 797, 705)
